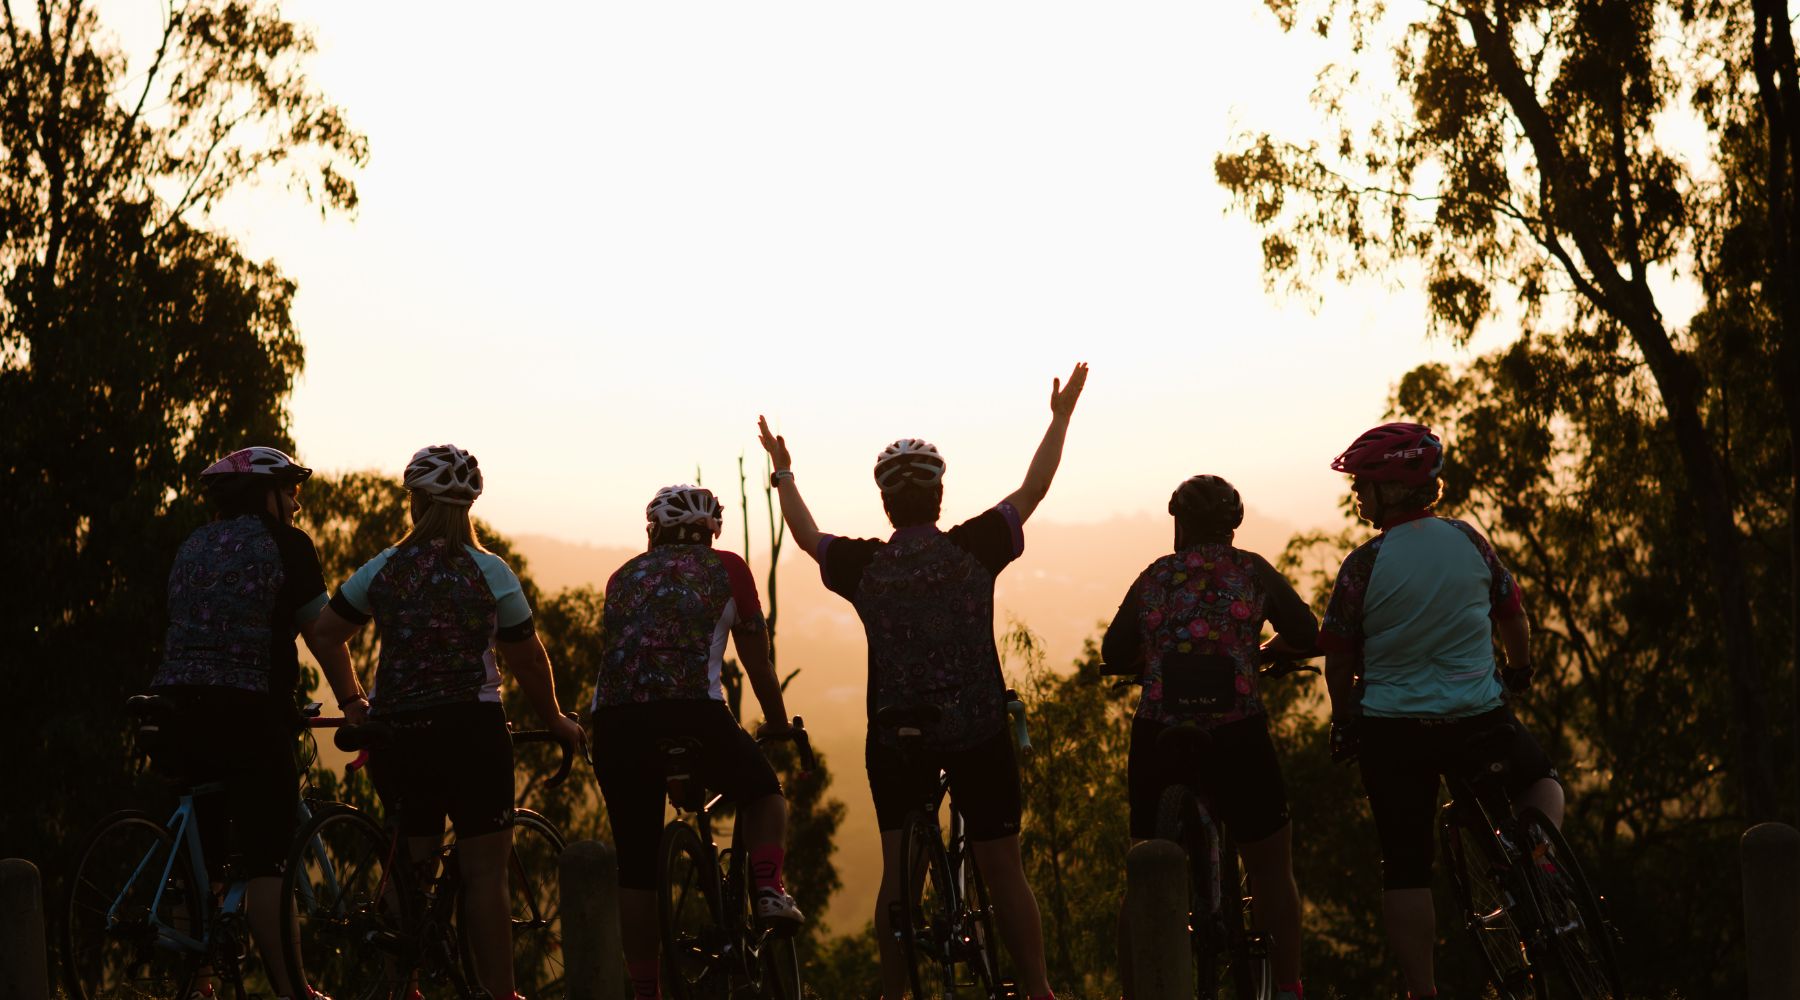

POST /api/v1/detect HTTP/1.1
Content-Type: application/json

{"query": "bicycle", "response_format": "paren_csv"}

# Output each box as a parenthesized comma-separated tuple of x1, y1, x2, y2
(1437, 722, 1624, 1000)
(279, 716, 578, 1000)
(62, 694, 347, 1000)
(879, 690, 1031, 1000)
(1116, 657, 1317, 1000)
(657, 718, 816, 1000)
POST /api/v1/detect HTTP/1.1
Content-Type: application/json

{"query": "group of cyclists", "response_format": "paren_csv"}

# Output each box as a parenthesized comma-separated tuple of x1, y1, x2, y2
(143, 359, 1558, 1000)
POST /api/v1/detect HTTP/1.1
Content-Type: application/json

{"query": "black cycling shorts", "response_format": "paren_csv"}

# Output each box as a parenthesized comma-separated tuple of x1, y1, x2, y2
(590, 699, 782, 891)
(151, 686, 299, 878)
(1127, 713, 1290, 844)
(866, 725, 1022, 842)
(1357, 705, 1558, 890)
(368, 701, 515, 839)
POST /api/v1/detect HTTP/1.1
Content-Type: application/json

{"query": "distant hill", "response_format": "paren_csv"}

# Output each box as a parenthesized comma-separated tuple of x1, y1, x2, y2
(509, 507, 1298, 933)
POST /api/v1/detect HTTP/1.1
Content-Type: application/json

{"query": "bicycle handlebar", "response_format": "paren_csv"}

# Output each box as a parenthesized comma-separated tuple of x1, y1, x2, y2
(509, 727, 577, 789)
(757, 717, 817, 779)
(334, 717, 582, 789)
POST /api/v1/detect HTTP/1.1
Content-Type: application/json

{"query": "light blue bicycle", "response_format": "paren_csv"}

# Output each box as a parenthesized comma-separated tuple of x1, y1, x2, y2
(61, 694, 348, 1000)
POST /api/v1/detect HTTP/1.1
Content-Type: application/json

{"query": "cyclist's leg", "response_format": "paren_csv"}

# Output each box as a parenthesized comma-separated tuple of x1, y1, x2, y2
(1359, 717, 1442, 996)
(1207, 714, 1302, 989)
(446, 703, 518, 999)
(592, 703, 679, 997)
(867, 733, 926, 1000)
(694, 702, 793, 913)
(1494, 708, 1564, 827)
(226, 707, 302, 999)
(950, 729, 1052, 998)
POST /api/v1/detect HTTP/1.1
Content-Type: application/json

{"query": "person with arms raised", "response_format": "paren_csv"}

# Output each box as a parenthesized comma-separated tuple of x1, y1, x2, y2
(758, 362, 1088, 1000)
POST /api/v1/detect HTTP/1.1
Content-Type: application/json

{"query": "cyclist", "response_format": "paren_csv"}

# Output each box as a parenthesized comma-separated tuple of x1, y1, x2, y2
(308, 444, 584, 1000)
(148, 446, 338, 1000)
(1318, 422, 1559, 1000)
(758, 361, 1088, 1000)
(587, 484, 802, 1000)
(1101, 474, 1317, 1000)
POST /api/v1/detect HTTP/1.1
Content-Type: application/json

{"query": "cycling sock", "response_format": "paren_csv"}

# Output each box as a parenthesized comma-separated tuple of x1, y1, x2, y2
(749, 844, 787, 893)
(627, 959, 660, 999)
(1276, 982, 1304, 1000)
(1028, 993, 1055, 1000)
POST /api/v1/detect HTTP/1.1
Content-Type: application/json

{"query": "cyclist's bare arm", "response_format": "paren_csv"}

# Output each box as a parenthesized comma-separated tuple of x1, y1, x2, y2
(1496, 612, 1531, 669)
(305, 606, 366, 722)
(1325, 650, 1362, 716)
(1253, 552, 1319, 656)
(758, 415, 825, 558)
(1003, 362, 1089, 524)
(497, 633, 586, 747)
(734, 621, 792, 735)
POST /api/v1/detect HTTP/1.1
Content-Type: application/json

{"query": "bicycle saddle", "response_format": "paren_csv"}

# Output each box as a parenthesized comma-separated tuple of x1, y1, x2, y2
(1155, 723, 1215, 757)
(335, 722, 396, 753)
(1454, 724, 1518, 775)
(657, 736, 706, 771)
(875, 703, 942, 737)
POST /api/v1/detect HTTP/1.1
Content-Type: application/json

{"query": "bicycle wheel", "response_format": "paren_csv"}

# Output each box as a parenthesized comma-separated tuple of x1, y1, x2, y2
(463, 809, 566, 999)
(717, 848, 768, 996)
(1155, 785, 1224, 999)
(759, 931, 803, 1000)
(660, 821, 728, 1000)
(1220, 847, 1272, 1000)
(1516, 808, 1624, 999)
(63, 811, 202, 1000)
(1439, 808, 1545, 1000)
(901, 812, 958, 1000)
(281, 803, 404, 1000)
(959, 848, 1003, 993)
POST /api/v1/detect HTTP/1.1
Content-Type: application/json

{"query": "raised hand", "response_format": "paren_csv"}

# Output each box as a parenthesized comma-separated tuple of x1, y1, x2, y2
(1050, 361, 1089, 421)
(757, 415, 793, 470)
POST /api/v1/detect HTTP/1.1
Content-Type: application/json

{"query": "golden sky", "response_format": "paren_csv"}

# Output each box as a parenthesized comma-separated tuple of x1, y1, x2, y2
(97, 1, 1678, 549)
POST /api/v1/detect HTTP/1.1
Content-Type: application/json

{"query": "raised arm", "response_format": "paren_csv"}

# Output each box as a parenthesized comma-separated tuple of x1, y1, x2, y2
(1003, 362, 1088, 524)
(758, 415, 826, 560)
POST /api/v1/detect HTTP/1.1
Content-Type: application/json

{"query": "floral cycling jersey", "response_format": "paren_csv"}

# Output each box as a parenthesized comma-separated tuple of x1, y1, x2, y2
(592, 545, 766, 709)
(153, 513, 329, 698)
(1319, 511, 1525, 718)
(1102, 543, 1317, 728)
(819, 503, 1024, 753)
(330, 539, 534, 717)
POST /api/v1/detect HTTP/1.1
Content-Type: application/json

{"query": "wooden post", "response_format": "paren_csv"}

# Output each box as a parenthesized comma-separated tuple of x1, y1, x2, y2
(560, 839, 625, 1000)
(1744, 822, 1800, 999)
(1125, 839, 1193, 999)
(0, 859, 49, 1000)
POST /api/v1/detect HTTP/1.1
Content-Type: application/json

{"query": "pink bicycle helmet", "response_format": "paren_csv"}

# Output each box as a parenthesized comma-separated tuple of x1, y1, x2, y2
(1330, 422, 1445, 485)
(200, 446, 312, 486)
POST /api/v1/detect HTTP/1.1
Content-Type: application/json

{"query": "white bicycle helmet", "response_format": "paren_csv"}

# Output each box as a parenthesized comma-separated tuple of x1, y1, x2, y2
(404, 444, 483, 506)
(874, 438, 946, 494)
(647, 484, 724, 537)
(200, 446, 312, 486)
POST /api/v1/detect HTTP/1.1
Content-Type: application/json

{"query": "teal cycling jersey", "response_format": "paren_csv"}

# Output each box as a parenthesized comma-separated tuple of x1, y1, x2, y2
(1319, 511, 1524, 719)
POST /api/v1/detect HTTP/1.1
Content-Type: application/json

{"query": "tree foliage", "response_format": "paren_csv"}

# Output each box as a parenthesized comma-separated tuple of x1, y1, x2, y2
(0, 0, 362, 868)
(1215, 0, 1798, 821)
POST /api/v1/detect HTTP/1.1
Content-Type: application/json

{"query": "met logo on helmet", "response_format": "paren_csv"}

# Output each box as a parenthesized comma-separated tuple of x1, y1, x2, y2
(1383, 447, 1432, 460)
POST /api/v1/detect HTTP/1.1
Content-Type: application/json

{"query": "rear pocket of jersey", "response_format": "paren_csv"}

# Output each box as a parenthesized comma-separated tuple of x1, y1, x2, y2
(1161, 652, 1239, 713)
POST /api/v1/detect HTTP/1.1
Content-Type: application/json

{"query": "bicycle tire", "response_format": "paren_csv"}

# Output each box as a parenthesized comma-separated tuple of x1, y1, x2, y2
(460, 809, 567, 999)
(1220, 847, 1272, 1000)
(659, 820, 728, 1000)
(960, 848, 1003, 994)
(756, 896, 804, 1000)
(1154, 784, 1224, 999)
(280, 803, 406, 1000)
(1516, 808, 1624, 1000)
(718, 847, 769, 996)
(63, 810, 203, 1000)
(1439, 807, 1545, 1000)
(901, 812, 958, 1000)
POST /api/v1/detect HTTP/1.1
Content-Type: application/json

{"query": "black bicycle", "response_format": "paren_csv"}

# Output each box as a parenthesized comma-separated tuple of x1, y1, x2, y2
(279, 718, 577, 1000)
(658, 719, 815, 1000)
(1438, 723, 1624, 1000)
(881, 691, 1031, 1000)
(1116, 658, 1317, 1000)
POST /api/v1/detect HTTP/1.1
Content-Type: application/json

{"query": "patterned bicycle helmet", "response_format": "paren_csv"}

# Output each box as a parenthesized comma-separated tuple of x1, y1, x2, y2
(647, 484, 724, 537)
(874, 438, 946, 494)
(404, 444, 484, 506)
(1330, 422, 1445, 486)
(200, 446, 312, 488)
(1169, 474, 1244, 533)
